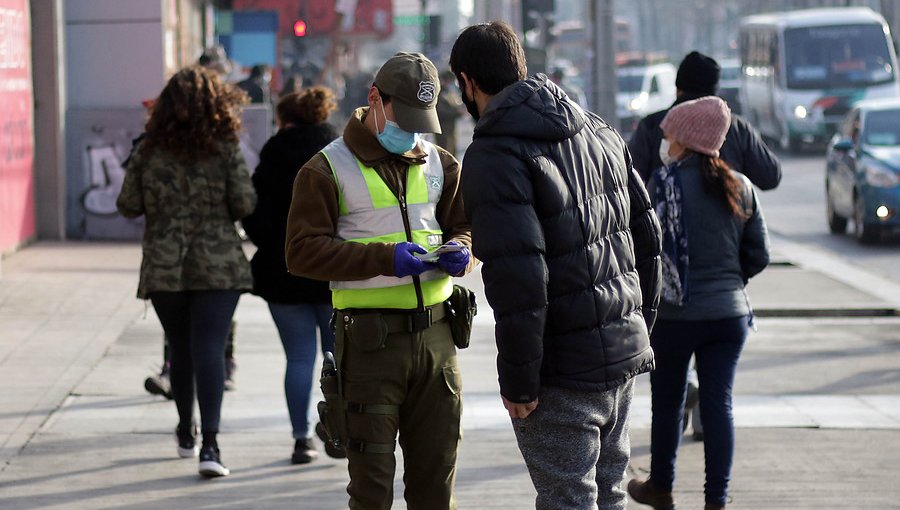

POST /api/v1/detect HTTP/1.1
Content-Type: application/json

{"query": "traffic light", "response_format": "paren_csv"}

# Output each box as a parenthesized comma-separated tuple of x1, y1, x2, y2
(293, 19, 308, 37)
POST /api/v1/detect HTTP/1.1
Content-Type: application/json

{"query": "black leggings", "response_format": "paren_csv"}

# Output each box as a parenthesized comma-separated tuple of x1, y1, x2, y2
(149, 290, 240, 435)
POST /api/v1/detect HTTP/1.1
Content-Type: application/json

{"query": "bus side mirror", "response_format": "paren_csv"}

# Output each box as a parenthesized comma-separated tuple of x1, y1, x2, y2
(832, 139, 854, 152)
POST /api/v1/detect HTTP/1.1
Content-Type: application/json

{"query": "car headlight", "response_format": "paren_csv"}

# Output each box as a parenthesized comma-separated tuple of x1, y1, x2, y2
(628, 93, 648, 112)
(793, 105, 808, 119)
(864, 162, 900, 187)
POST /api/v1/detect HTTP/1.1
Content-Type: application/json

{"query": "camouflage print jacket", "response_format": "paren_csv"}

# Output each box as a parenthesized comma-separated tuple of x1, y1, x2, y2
(116, 141, 256, 299)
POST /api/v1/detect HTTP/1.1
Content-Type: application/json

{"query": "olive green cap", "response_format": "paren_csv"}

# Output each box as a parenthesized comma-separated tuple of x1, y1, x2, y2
(374, 52, 442, 134)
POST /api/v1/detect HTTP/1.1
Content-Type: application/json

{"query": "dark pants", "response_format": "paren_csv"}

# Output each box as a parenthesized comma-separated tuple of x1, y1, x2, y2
(149, 290, 241, 435)
(336, 310, 461, 510)
(648, 316, 749, 507)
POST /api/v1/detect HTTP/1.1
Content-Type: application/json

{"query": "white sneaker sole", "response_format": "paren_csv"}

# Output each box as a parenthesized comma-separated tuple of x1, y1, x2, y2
(198, 461, 230, 477)
(177, 445, 198, 458)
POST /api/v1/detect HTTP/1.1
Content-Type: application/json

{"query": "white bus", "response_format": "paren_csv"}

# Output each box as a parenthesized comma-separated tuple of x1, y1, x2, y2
(739, 7, 900, 150)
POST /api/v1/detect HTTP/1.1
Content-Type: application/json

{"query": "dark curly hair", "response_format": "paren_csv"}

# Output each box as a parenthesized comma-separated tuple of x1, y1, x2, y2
(277, 86, 337, 126)
(143, 66, 247, 160)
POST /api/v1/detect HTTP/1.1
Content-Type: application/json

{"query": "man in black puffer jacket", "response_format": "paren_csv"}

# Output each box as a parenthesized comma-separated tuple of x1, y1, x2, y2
(450, 22, 662, 509)
(628, 51, 782, 190)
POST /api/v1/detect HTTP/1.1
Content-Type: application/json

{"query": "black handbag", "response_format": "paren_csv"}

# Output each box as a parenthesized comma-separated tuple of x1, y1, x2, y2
(446, 284, 477, 349)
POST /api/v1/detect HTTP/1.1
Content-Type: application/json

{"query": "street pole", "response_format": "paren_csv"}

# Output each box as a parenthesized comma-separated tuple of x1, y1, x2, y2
(591, 0, 617, 125)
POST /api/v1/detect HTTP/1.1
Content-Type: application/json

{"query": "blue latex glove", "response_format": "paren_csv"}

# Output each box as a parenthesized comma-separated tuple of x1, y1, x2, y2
(438, 241, 470, 276)
(393, 242, 436, 278)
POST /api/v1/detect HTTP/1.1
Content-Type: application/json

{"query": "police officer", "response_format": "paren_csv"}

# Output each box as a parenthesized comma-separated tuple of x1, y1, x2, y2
(284, 52, 472, 510)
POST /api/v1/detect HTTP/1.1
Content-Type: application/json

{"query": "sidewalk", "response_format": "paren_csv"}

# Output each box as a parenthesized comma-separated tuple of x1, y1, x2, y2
(1, 240, 899, 509)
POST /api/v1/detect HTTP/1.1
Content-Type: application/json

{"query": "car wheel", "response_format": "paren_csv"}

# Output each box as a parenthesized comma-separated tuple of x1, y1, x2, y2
(854, 193, 880, 244)
(826, 182, 847, 234)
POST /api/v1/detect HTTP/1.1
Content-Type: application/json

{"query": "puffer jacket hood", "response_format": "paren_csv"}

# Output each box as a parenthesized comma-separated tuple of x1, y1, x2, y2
(461, 74, 663, 403)
(475, 74, 585, 142)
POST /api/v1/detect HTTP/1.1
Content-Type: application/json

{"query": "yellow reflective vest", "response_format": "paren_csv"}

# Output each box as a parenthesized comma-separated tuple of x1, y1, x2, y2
(321, 138, 453, 309)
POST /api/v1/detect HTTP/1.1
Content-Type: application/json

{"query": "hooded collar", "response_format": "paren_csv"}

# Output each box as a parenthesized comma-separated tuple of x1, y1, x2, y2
(343, 107, 428, 167)
(473, 74, 586, 142)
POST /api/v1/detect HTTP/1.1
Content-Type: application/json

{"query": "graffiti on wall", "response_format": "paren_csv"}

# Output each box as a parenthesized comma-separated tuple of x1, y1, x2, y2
(83, 144, 127, 216)
(66, 111, 146, 240)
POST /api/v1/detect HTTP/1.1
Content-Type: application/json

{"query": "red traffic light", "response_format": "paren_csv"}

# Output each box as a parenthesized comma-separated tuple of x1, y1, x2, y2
(293, 19, 307, 37)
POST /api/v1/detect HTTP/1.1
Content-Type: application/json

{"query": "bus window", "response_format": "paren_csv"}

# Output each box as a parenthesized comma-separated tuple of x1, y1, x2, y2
(784, 24, 894, 90)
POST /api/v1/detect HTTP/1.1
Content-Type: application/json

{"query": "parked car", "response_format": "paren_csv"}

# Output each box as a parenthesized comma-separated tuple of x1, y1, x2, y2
(616, 62, 677, 137)
(826, 98, 900, 243)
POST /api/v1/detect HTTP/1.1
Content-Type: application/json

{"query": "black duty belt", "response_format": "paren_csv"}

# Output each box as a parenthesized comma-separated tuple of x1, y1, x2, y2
(341, 304, 448, 334)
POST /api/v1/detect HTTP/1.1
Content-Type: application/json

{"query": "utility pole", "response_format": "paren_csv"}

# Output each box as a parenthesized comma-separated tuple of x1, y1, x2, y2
(591, 0, 617, 125)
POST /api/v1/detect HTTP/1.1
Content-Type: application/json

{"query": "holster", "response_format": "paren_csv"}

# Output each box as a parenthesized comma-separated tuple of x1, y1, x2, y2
(316, 351, 347, 454)
(446, 284, 477, 349)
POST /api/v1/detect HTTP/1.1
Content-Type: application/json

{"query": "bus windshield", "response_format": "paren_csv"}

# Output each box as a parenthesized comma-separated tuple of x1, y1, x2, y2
(784, 24, 894, 90)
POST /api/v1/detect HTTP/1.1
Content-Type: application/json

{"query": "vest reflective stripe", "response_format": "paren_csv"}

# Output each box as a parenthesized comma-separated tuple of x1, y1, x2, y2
(321, 138, 452, 309)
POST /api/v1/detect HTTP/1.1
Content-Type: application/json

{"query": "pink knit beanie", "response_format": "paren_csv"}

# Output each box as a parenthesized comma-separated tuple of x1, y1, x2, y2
(660, 96, 731, 158)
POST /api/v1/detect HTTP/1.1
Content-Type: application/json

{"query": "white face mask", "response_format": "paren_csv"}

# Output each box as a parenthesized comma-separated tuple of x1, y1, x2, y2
(659, 138, 676, 167)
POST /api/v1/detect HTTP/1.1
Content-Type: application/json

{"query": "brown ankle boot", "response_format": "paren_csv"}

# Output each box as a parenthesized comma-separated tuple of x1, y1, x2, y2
(627, 478, 675, 510)
(704, 505, 725, 510)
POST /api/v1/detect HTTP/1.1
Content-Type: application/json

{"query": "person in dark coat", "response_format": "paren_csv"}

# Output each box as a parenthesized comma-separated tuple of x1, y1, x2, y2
(237, 64, 271, 104)
(629, 50, 781, 441)
(628, 51, 782, 191)
(242, 86, 339, 464)
(627, 97, 769, 510)
(450, 22, 663, 509)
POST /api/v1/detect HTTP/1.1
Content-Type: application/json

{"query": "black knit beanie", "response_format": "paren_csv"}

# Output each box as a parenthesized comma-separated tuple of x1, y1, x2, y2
(675, 51, 721, 95)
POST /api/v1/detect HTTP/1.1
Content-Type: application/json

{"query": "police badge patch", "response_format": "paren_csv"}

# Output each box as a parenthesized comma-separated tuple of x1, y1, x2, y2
(429, 175, 442, 190)
(417, 81, 436, 103)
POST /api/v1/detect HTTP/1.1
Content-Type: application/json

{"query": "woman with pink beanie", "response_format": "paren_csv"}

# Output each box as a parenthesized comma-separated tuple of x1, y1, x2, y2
(627, 96, 770, 510)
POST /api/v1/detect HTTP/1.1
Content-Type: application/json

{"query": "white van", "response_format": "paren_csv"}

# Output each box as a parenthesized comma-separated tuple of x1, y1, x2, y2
(616, 62, 677, 135)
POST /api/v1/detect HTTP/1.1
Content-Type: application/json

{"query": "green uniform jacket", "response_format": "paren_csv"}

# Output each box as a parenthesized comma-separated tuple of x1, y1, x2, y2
(116, 141, 256, 299)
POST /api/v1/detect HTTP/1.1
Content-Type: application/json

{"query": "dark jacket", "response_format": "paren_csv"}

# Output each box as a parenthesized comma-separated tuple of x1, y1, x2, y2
(628, 93, 782, 190)
(117, 142, 256, 299)
(243, 123, 339, 303)
(462, 74, 663, 403)
(648, 156, 770, 321)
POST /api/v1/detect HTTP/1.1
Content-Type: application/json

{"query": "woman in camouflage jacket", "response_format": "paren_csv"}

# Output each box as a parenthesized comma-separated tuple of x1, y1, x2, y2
(117, 66, 256, 478)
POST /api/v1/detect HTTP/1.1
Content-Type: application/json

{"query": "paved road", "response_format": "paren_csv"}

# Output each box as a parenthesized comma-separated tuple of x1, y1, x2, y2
(763, 150, 900, 283)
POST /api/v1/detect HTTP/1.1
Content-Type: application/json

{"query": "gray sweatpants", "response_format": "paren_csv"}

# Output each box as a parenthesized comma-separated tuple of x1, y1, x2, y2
(512, 380, 634, 510)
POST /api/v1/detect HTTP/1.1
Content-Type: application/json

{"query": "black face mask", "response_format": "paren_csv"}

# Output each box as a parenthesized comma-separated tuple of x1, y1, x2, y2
(458, 77, 480, 121)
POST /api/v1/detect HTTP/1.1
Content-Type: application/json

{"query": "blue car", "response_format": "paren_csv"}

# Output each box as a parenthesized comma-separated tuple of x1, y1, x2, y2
(826, 98, 900, 243)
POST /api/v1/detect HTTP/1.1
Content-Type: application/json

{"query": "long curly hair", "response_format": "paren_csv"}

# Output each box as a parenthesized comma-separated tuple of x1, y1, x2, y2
(277, 86, 337, 126)
(143, 66, 248, 160)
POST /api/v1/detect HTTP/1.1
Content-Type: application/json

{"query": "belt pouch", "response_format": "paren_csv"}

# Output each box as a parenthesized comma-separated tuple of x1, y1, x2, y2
(345, 312, 390, 351)
(447, 285, 477, 349)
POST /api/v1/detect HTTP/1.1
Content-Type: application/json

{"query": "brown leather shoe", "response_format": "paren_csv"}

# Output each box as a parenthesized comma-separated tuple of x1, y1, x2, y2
(704, 505, 725, 510)
(627, 478, 675, 510)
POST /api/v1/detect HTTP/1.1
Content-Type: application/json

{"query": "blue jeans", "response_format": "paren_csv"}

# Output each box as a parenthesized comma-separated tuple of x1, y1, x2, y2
(268, 302, 335, 439)
(149, 290, 241, 435)
(648, 316, 749, 507)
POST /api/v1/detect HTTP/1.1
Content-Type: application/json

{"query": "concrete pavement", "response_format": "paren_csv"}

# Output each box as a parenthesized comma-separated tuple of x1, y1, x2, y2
(1, 239, 899, 509)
